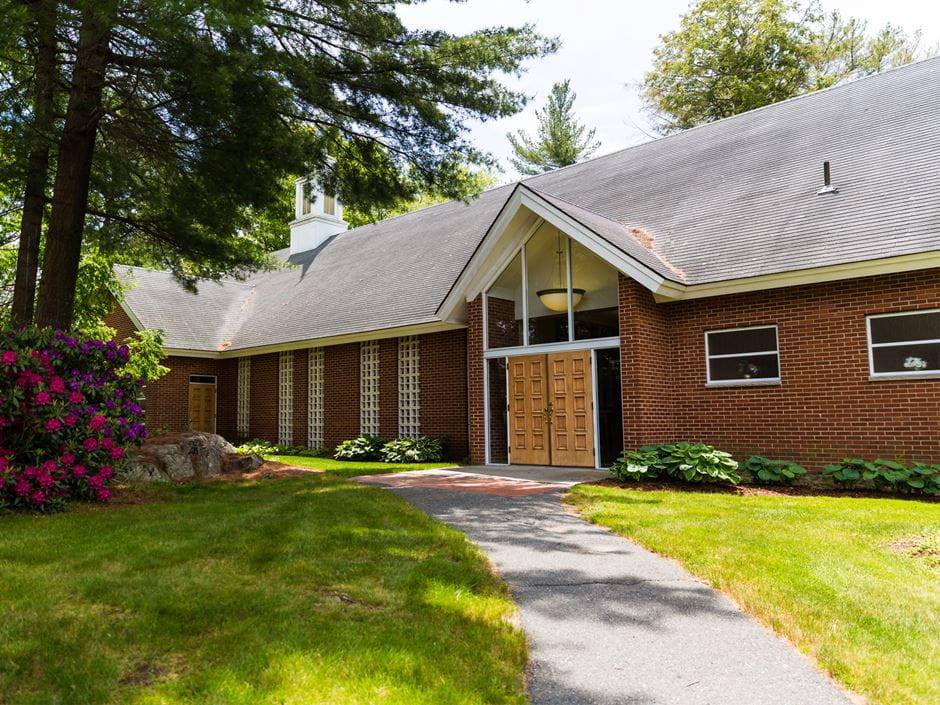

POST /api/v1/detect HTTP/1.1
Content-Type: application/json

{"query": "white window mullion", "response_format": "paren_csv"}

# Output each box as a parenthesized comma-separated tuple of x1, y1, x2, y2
(278, 351, 294, 445)
(360, 341, 380, 435)
(398, 336, 420, 438)
(308, 348, 324, 448)
(237, 357, 250, 438)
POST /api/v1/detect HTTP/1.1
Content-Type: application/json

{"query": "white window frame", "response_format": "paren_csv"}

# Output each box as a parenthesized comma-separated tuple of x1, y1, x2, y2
(278, 351, 293, 445)
(704, 325, 781, 387)
(867, 308, 940, 380)
(308, 348, 324, 447)
(360, 341, 380, 436)
(398, 336, 420, 438)
(237, 357, 250, 438)
(483, 228, 617, 352)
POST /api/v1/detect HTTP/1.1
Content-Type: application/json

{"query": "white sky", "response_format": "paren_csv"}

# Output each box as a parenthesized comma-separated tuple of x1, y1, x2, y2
(398, 0, 940, 181)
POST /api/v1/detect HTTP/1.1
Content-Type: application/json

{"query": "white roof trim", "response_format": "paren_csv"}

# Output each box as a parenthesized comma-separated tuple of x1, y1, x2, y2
(437, 185, 671, 322)
(652, 249, 940, 302)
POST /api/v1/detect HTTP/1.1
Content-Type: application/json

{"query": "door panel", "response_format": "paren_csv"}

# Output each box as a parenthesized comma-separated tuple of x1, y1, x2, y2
(189, 383, 217, 433)
(548, 351, 596, 467)
(508, 355, 551, 465)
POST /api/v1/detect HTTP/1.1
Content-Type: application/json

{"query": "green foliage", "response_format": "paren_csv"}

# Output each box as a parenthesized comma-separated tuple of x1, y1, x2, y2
(235, 439, 330, 458)
(334, 435, 386, 461)
(344, 169, 497, 229)
(824, 458, 940, 495)
(610, 449, 662, 482)
(744, 456, 808, 485)
(612, 442, 741, 484)
(2, 2, 558, 326)
(642, 0, 936, 133)
(507, 80, 600, 175)
(118, 329, 168, 383)
(380, 437, 445, 464)
(0, 247, 123, 332)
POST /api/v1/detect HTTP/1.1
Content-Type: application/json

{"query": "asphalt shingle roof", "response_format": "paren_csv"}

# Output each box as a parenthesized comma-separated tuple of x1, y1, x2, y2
(118, 57, 940, 352)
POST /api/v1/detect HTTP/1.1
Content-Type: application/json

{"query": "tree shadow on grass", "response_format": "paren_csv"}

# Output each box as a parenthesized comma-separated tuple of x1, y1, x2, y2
(0, 476, 530, 705)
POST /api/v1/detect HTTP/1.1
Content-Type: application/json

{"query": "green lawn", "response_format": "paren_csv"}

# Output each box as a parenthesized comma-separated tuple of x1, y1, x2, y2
(266, 454, 455, 478)
(0, 461, 525, 705)
(567, 484, 940, 705)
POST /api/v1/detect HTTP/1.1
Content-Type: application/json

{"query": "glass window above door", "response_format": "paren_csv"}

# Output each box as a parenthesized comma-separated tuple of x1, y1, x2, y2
(484, 225, 621, 350)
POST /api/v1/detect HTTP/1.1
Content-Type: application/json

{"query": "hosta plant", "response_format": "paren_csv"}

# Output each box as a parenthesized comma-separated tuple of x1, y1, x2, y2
(610, 449, 662, 482)
(612, 443, 740, 485)
(380, 436, 444, 463)
(236, 439, 330, 458)
(825, 458, 940, 494)
(0, 327, 147, 512)
(744, 456, 807, 486)
(334, 435, 386, 461)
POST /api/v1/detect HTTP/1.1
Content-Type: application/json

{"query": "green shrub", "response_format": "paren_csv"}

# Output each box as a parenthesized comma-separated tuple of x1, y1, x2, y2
(334, 435, 386, 461)
(381, 437, 445, 463)
(610, 449, 661, 482)
(824, 458, 940, 495)
(744, 456, 807, 486)
(612, 442, 740, 484)
(235, 439, 330, 458)
(823, 458, 868, 488)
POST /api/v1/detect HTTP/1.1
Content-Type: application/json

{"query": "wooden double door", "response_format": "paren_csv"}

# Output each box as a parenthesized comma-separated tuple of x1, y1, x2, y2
(508, 351, 596, 467)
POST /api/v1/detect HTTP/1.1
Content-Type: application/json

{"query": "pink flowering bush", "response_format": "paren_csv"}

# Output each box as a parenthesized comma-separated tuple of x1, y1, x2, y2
(0, 327, 147, 512)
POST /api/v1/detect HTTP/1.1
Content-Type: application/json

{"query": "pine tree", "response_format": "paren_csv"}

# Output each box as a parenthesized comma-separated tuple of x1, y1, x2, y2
(0, 1, 557, 328)
(507, 80, 600, 175)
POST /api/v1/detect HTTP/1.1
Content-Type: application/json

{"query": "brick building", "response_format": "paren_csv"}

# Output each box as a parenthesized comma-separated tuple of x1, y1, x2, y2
(110, 59, 940, 469)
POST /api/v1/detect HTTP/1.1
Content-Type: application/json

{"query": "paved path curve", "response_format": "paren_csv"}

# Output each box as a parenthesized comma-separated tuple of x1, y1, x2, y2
(358, 469, 853, 705)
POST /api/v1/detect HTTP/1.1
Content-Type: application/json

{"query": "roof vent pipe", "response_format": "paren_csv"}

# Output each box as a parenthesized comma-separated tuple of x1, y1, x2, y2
(816, 161, 838, 195)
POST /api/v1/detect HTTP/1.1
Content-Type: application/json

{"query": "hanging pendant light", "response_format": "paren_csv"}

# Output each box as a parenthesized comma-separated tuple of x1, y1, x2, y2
(537, 233, 585, 312)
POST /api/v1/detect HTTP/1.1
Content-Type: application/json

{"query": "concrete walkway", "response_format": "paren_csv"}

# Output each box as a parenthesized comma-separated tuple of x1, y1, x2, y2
(359, 468, 853, 705)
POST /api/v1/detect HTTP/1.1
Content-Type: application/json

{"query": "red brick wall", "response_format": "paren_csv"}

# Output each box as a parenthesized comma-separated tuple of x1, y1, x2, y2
(140, 355, 230, 435)
(617, 268, 940, 469)
(468, 295, 487, 464)
(324, 343, 361, 449)
(248, 353, 278, 442)
(379, 339, 399, 439)
(216, 358, 238, 439)
(105, 303, 138, 341)
(619, 274, 676, 448)
(420, 329, 470, 459)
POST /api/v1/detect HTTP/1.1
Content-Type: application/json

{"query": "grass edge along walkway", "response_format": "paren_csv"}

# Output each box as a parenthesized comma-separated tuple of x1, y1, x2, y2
(565, 483, 940, 705)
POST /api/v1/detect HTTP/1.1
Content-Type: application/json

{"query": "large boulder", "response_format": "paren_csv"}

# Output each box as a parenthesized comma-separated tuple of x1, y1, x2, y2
(125, 432, 240, 482)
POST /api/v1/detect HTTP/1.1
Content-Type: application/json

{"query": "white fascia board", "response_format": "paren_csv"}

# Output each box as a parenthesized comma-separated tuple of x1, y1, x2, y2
(652, 249, 940, 302)
(117, 299, 147, 333)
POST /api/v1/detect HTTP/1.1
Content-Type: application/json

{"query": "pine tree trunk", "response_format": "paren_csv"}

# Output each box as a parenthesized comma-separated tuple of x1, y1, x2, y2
(34, 5, 112, 330)
(11, 0, 57, 326)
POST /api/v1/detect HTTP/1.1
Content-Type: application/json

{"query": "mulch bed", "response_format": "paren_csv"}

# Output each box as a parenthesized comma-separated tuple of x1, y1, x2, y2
(591, 478, 940, 502)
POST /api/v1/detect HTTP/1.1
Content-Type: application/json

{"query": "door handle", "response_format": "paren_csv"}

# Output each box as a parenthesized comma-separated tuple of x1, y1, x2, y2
(542, 402, 554, 424)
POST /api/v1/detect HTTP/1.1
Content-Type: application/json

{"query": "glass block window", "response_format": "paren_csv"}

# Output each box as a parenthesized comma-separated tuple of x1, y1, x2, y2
(237, 357, 250, 437)
(308, 347, 324, 448)
(360, 341, 380, 435)
(398, 336, 420, 437)
(868, 310, 940, 377)
(278, 351, 293, 445)
(705, 326, 780, 384)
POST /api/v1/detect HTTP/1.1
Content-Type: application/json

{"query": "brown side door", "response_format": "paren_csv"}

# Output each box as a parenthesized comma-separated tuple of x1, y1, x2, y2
(508, 355, 551, 465)
(507, 351, 596, 467)
(189, 383, 217, 433)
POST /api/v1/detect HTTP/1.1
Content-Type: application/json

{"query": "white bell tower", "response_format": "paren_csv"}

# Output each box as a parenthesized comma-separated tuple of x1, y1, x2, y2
(289, 177, 347, 255)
